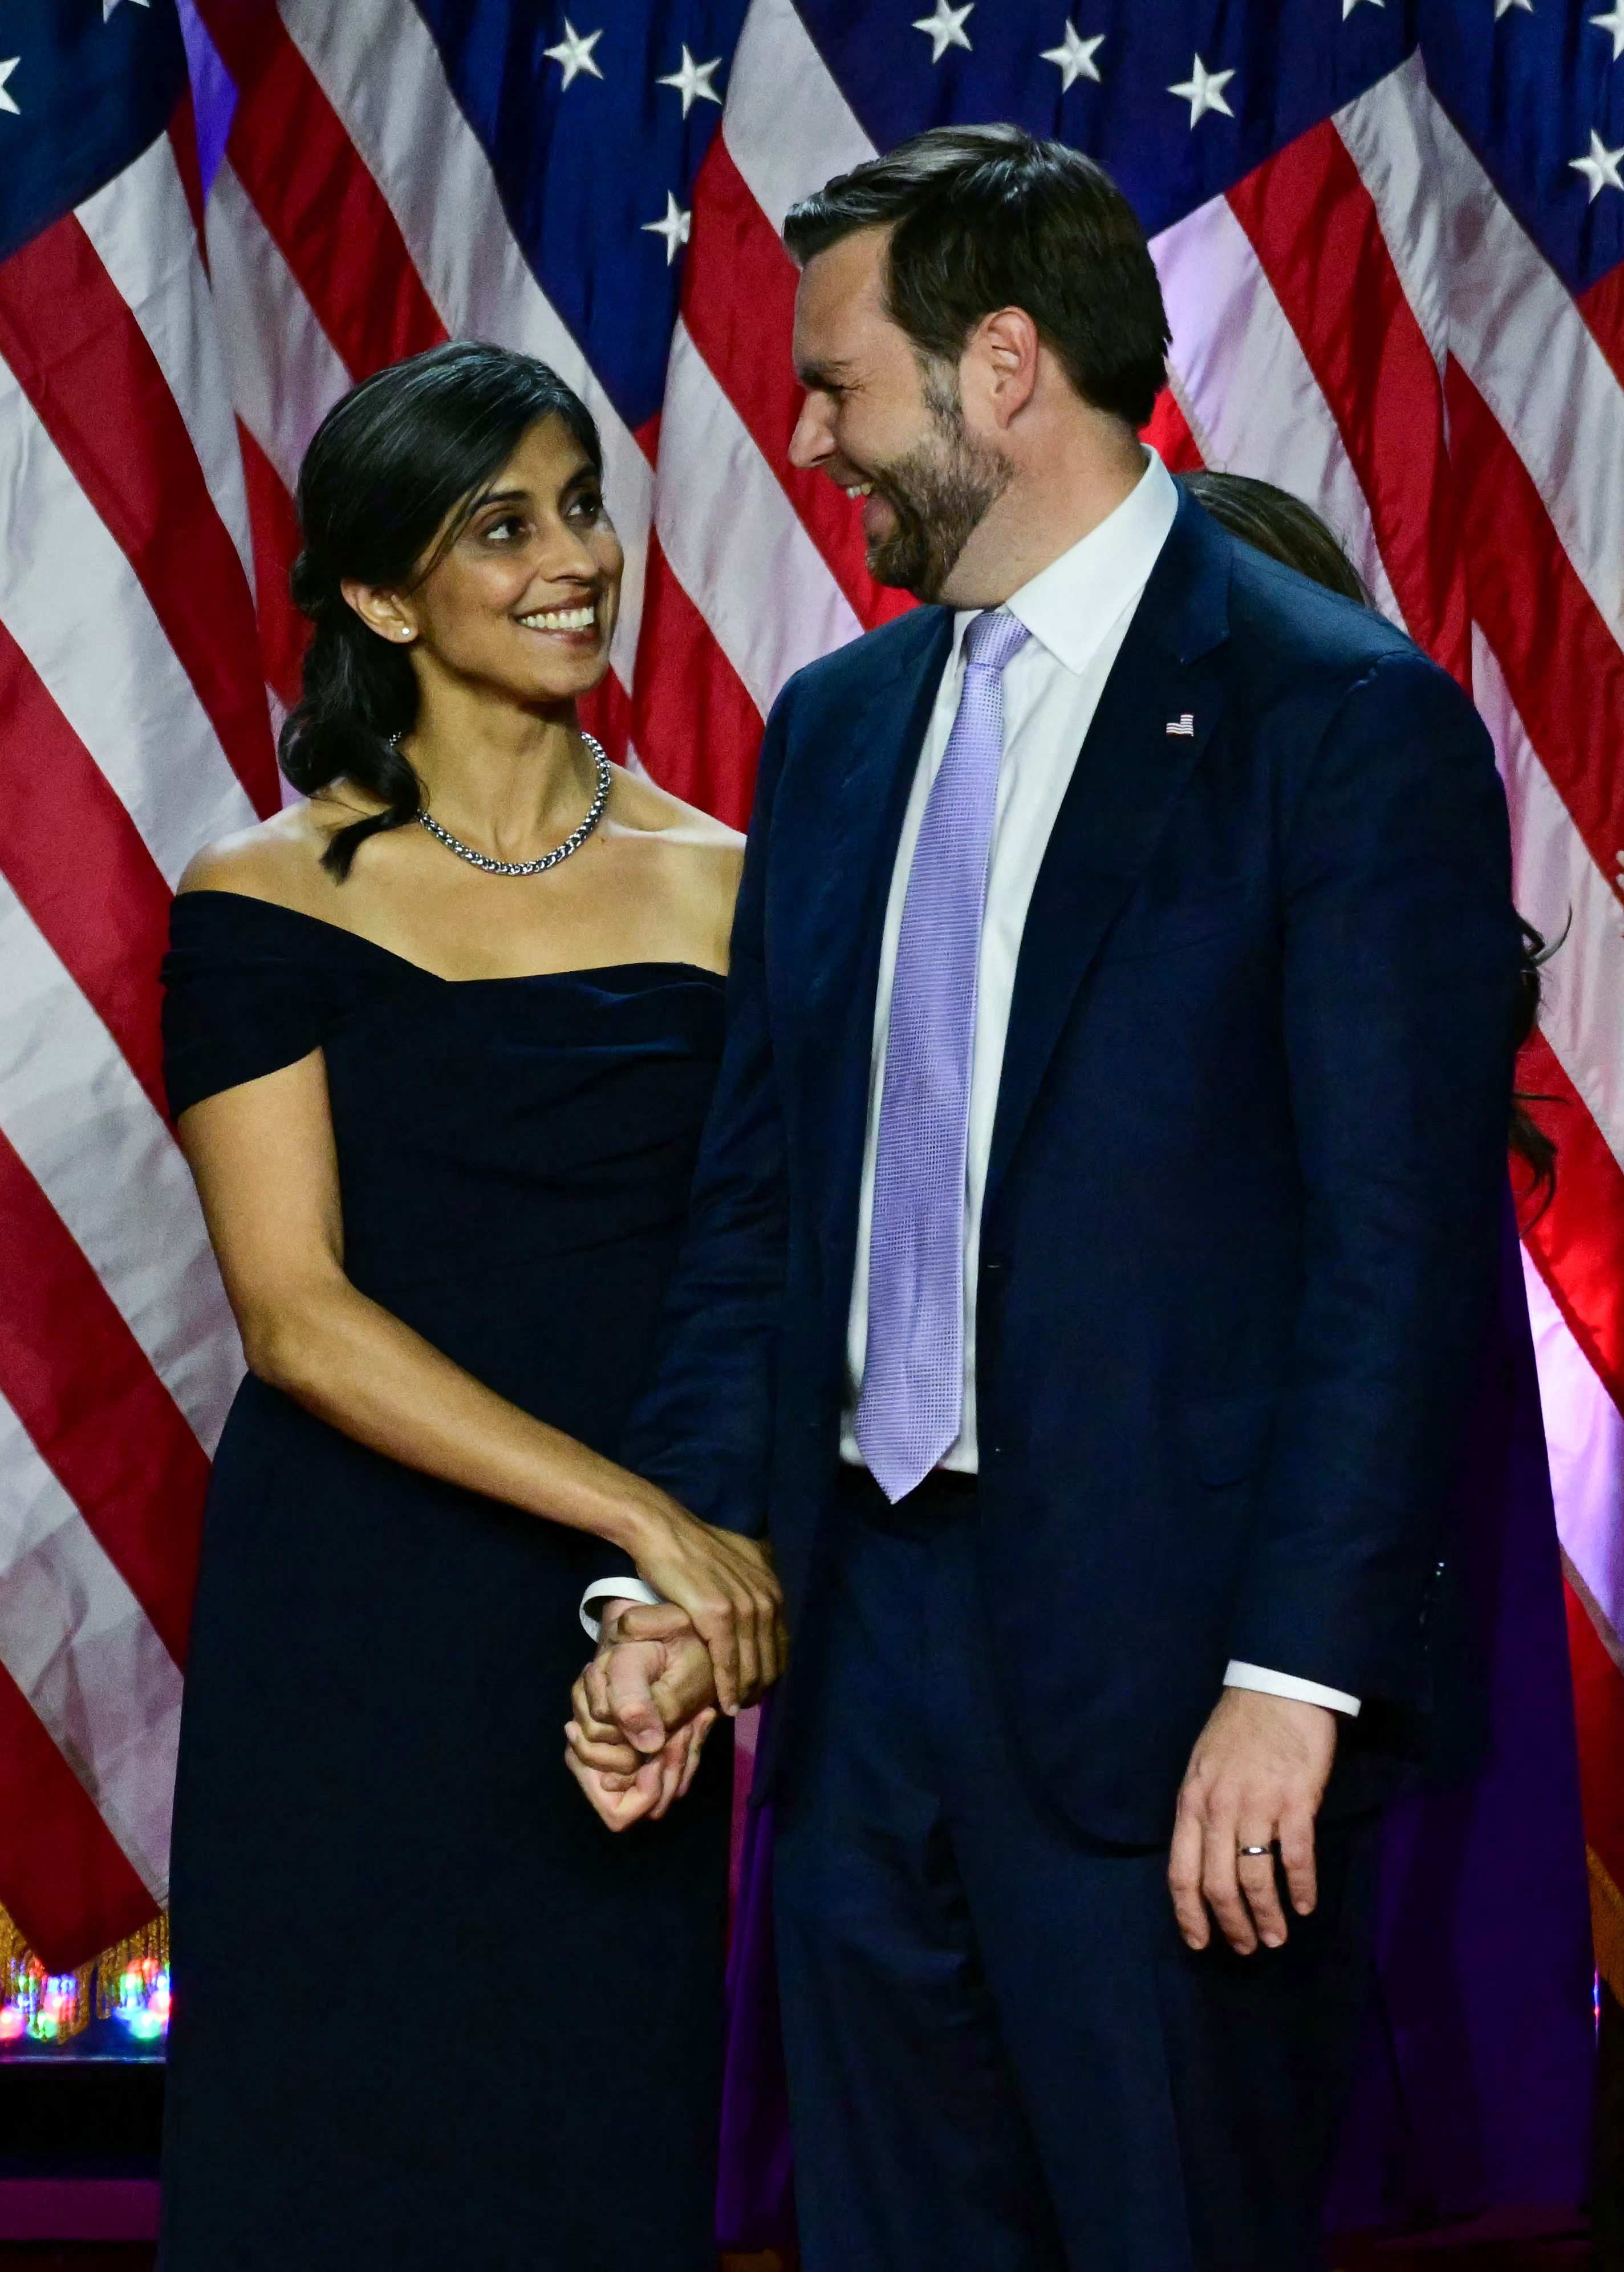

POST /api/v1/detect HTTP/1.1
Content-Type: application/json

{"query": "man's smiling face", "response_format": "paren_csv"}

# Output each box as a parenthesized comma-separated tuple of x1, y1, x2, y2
(788, 226, 1011, 602)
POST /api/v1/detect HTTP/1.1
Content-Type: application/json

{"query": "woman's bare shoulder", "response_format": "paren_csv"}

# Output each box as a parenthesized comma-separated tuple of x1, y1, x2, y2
(607, 762, 746, 855)
(176, 795, 363, 907)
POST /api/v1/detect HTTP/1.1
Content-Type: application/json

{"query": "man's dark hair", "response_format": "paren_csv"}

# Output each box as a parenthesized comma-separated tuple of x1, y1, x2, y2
(783, 124, 1171, 430)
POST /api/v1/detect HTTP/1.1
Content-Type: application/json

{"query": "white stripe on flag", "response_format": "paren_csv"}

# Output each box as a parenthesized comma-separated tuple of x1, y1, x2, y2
(0, 1389, 182, 1904)
(657, 319, 863, 714)
(1522, 1251, 1624, 1663)
(0, 355, 257, 883)
(277, 0, 651, 694)
(1474, 628, 1624, 1174)
(1346, 59, 1624, 660)
(722, 0, 876, 234)
(76, 132, 259, 591)
(0, 878, 243, 1453)
(205, 159, 353, 493)
(1332, 55, 1449, 372)
(1151, 193, 1403, 628)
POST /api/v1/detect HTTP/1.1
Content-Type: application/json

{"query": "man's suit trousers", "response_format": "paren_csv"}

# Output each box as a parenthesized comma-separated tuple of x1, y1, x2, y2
(772, 1468, 1381, 2272)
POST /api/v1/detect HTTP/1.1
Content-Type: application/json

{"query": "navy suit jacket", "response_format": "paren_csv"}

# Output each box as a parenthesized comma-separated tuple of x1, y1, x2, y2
(622, 493, 1521, 1844)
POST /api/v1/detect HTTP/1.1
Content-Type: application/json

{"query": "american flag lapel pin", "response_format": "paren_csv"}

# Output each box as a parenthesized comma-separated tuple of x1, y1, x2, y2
(1166, 713, 1196, 736)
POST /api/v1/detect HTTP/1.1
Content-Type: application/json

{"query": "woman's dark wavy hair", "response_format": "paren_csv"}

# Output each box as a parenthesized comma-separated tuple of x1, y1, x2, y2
(279, 340, 604, 880)
(1181, 468, 1558, 1206)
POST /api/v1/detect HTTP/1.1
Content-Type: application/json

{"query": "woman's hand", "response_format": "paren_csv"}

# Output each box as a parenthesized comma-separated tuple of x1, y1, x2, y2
(620, 1502, 784, 1714)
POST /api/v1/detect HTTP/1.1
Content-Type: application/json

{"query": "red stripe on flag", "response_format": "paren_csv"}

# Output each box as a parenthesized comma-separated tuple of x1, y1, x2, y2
(1141, 387, 1204, 473)
(1446, 363, 1624, 882)
(1565, 1577, 1624, 1907)
(0, 214, 279, 818)
(0, 624, 173, 1121)
(193, 0, 446, 380)
(685, 137, 912, 635)
(578, 665, 633, 768)
(632, 537, 763, 831)
(1578, 261, 1624, 393)
(0, 1135, 206, 1666)
(1226, 125, 1470, 684)
(238, 421, 307, 716)
(0, 1665, 157, 1973)
(1518, 1028, 1624, 1414)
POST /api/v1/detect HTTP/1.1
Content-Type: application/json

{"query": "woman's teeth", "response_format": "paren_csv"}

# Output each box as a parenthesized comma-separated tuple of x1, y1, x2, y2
(518, 605, 596, 631)
(845, 481, 874, 499)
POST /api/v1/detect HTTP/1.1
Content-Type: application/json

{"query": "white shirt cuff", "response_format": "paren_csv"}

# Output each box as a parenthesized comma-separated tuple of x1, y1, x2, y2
(579, 1576, 663, 1641)
(1224, 1660, 1361, 1717)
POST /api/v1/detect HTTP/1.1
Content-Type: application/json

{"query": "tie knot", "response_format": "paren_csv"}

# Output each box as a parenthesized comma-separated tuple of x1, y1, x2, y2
(961, 606, 1029, 676)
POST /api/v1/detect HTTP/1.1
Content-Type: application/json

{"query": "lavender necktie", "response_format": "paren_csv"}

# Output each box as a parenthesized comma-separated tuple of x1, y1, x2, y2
(855, 605, 1030, 1502)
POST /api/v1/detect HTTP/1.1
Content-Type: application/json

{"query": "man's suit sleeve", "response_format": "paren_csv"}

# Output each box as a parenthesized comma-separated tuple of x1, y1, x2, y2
(1227, 649, 1520, 1704)
(612, 695, 797, 1539)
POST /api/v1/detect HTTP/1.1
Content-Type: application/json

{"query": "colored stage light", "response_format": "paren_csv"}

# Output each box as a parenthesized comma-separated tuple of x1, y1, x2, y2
(110, 1960, 171, 2040)
(26, 1977, 82, 2042)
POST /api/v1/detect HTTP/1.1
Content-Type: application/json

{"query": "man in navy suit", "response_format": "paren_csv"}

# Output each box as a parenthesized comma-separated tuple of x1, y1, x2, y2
(579, 124, 1520, 2269)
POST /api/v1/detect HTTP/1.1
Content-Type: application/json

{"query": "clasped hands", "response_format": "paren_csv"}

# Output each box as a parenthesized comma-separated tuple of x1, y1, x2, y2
(567, 1600, 1339, 1956)
(562, 1491, 786, 1825)
(564, 1599, 726, 1829)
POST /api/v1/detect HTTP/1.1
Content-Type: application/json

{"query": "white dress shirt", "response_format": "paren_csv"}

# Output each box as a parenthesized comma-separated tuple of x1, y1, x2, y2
(586, 451, 1358, 1717)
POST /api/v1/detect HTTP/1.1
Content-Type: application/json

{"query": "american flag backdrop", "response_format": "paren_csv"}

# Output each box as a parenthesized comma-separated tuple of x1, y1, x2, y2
(1, 0, 1621, 1994)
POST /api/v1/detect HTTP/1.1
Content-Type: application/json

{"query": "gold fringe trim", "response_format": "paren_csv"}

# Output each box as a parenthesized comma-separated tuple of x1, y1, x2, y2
(0, 1898, 169, 2045)
(1589, 1844, 1624, 2007)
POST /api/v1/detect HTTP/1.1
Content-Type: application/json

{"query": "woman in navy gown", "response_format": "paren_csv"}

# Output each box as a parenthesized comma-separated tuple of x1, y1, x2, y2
(157, 342, 782, 2272)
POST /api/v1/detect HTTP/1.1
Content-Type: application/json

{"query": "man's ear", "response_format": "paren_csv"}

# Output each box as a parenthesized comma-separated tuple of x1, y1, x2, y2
(340, 577, 419, 646)
(967, 306, 1041, 430)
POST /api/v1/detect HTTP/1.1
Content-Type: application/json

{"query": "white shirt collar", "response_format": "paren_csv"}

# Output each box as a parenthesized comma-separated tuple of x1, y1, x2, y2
(951, 447, 1180, 679)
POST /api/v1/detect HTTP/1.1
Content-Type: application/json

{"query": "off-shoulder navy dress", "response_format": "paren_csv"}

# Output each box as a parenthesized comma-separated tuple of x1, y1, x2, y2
(157, 891, 732, 2272)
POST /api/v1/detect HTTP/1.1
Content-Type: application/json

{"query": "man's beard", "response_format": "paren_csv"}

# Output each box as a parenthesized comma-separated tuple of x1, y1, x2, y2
(863, 377, 1013, 602)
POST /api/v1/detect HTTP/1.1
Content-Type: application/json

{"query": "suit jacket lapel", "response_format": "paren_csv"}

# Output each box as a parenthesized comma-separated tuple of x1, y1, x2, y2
(984, 496, 1234, 1208)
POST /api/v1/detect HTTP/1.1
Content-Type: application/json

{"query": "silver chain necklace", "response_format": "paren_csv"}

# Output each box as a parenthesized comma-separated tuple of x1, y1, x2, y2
(409, 733, 612, 878)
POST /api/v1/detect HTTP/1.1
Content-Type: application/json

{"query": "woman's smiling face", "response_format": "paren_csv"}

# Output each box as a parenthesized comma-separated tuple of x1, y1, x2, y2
(399, 413, 623, 707)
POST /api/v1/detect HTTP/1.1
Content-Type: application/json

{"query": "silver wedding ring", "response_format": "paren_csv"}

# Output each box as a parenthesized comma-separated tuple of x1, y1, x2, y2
(1237, 1844, 1273, 1857)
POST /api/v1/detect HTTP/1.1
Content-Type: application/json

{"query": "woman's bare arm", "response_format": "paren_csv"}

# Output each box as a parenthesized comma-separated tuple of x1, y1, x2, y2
(179, 1049, 782, 1709)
